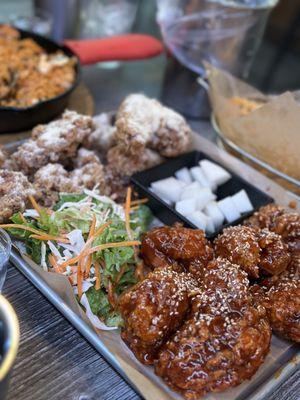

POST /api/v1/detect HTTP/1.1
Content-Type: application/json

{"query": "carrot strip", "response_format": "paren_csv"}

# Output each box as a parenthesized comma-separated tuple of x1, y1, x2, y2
(94, 261, 101, 290)
(28, 195, 42, 215)
(130, 198, 148, 206)
(18, 212, 27, 223)
(107, 280, 115, 308)
(77, 264, 83, 299)
(135, 261, 144, 281)
(58, 221, 112, 269)
(125, 187, 132, 240)
(87, 240, 141, 255)
(30, 234, 70, 243)
(130, 205, 140, 211)
(115, 263, 127, 285)
(0, 224, 53, 236)
(48, 254, 63, 274)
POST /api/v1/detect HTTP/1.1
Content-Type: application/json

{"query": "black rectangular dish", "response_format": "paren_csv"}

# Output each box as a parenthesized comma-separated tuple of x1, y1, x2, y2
(131, 151, 274, 238)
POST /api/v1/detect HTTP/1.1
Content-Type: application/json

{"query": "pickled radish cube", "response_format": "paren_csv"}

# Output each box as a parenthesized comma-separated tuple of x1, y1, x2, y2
(205, 215, 215, 234)
(204, 201, 225, 228)
(190, 166, 216, 191)
(232, 190, 253, 213)
(180, 181, 202, 200)
(195, 188, 216, 210)
(175, 167, 192, 184)
(175, 198, 197, 216)
(149, 187, 172, 205)
(200, 159, 231, 186)
(218, 197, 241, 223)
(186, 211, 207, 231)
(151, 177, 185, 203)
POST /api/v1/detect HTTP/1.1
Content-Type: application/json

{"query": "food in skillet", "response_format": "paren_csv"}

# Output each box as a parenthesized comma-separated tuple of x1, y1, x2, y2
(119, 266, 197, 364)
(0, 24, 76, 107)
(214, 225, 291, 278)
(0, 188, 153, 328)
(156, 258, 271, 399)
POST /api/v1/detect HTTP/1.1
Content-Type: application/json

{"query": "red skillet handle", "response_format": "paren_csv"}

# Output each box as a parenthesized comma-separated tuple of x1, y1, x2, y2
(64, 34, 164, 65)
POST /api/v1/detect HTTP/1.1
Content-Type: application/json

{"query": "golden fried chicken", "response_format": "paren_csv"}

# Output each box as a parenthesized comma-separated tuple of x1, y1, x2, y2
(33, 164, 79, 207)
(156, 258, 271, 399)
(71, 161, 106, 192)
(0, 169, 36, 222)
(141, 225, 213, 279)
(83, 113, 116, 152)
(11, 111, 94, 174)
(119, 267, 197, 365)
(115, 94, 191, 157)
(214, 225, 290, 278)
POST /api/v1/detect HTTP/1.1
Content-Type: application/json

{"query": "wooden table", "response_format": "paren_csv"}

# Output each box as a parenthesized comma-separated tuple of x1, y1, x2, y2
(3, 59, 300, 400)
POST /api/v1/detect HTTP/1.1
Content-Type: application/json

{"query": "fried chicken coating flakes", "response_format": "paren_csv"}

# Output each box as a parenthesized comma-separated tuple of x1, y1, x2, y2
(115, 94, 191, 157)
(12, 111, 94, 175)
(83, 113, 117, 152)
(119, 267, 197, 365)
(0, 170, 36, 222)
(141, 225, 213, 278)
(156, 258, 271, 399)
(214, 225, 290, 278)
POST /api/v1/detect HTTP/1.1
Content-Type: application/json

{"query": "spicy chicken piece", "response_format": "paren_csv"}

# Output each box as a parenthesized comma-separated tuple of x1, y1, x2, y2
(214, 225, 290, 278)
(0, 169, 36, 222)
(252, 261, 300, 343)
(11, 110, 94, 174)
(115, 94, 191, 157)
(155, 258, 271, 399)
(245, 204, 300, 256)
(33, 164, 80, 207)
(118, 267, 197, 365)
(141, 225, 213, 279)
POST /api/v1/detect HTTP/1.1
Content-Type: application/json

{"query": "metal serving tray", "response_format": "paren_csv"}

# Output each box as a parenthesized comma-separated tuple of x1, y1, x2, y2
(6, 133, 300, 400)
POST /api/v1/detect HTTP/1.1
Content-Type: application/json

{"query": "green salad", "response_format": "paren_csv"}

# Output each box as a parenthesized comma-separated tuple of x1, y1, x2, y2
(1, 189, 152, 329)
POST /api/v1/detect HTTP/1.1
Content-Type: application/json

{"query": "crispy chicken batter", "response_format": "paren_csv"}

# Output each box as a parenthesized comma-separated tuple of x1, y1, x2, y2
(115, 94, 191, 157)
(83, 113, 116, 153)
(214, 225, 290, 278)
(119, 267, 197, 365)
(156, 258, 271, 399)
(0, 169, 36, 222)
(12, 111, 94, 175)
(141, 225, 213, 279)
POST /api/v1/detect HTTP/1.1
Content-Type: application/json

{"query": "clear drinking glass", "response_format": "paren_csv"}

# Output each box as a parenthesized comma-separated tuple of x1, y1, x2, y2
(0, 230, 11, 293)
(157, 0, 279, 78)
(9, 8, 53, 37)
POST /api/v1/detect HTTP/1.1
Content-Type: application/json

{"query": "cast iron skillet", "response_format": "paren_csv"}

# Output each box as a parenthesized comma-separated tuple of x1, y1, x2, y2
(0, 28, 81, 134)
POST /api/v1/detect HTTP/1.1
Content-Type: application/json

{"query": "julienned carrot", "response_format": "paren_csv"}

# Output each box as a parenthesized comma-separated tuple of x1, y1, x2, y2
(58, 221, 112, 269)
(18, 212, 26, 223)
(129, 205, 140, 211)
(48, 254, 63, 274)
(84, 215, 97, 278)
(125, 187, 132, 240)
(94, 261, 101, 290)
(107, 280, 115, 308)
(87, 240, 141, 255)
(30, 234, 70, 243)
(115, 263, 127, 285)
(28, 195, 41, 215)
(135, 261, 144, 281)
(130, 198, 148, 206)
(0, 224, 61, 238)
(77, 264, 83, 299)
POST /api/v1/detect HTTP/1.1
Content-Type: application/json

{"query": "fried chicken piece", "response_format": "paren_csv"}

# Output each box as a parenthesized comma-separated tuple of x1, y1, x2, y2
(252, 261, 300, 342)
(12, 111, 94, 174)
(0, 169, 36, 222)
(115, 94, 191, 157)
(156, 258, 271, 399)
(119, 267, 197, 365)
(73, 147, 101, 168)
(83, 113, 117, 152)
(106, 144, 163, 177)
(33, 164, 80, 207)
(70, 161, 107, 193)
(245, 204, 300, 256)
(141, 225, 213, 279)
(214, 225, 290, 278)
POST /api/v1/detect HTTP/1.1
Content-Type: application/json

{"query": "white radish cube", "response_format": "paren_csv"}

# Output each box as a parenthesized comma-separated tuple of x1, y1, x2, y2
(200, 159, 231, 187)
(151, 177, 185, 203)
(195, 188, 216, 210)
(204, 201, 225, 229)
(148, 187, 172, 205)
(175, 198, 197, 217)
(175, 167, 192, 184)
(190, 166, 216, 191)
(186, 211, 207, 231)
(218, 197, 241, 223)
(180, 181, 202, 200)
(205, 215, 215, 234)
(231, 190, 253, 213)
